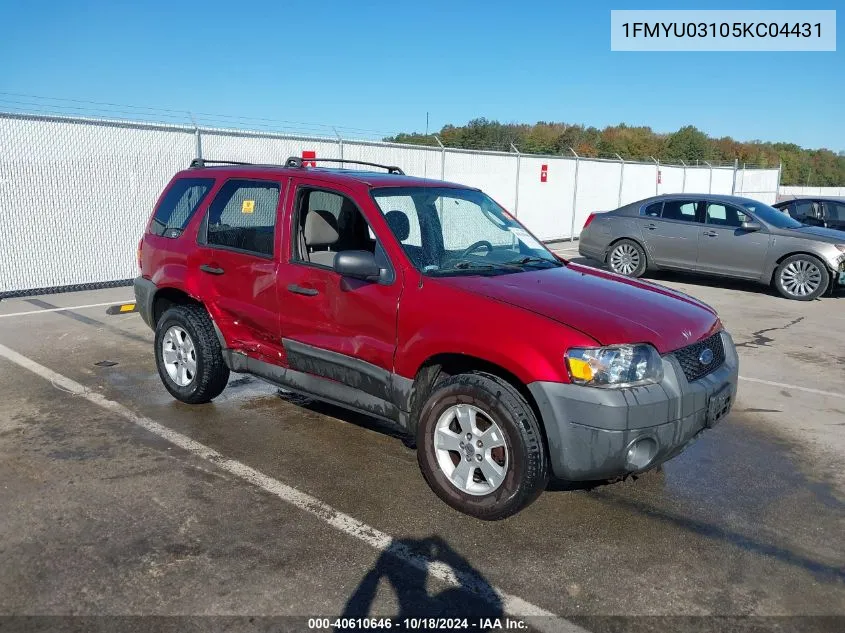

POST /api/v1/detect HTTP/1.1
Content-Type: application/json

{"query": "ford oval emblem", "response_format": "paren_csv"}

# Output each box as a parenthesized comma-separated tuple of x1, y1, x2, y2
(699, 348, 714, 365)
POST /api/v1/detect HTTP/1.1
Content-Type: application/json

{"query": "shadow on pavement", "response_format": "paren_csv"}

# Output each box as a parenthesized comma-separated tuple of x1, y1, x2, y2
(590, 490, 845, 584)
(339, 536, 503, 630)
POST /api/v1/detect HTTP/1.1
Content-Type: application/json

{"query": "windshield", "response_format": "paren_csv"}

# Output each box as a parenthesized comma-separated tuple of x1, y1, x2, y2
(741, 201, 804, 229)
(371, 187, 560, 276)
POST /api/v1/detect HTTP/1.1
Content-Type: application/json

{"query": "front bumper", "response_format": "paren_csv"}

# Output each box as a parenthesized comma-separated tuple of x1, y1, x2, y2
(528, 331, 739, 481)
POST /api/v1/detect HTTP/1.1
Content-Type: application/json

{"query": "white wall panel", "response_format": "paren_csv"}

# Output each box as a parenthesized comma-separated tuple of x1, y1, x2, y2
(779, 186, 845, 198)
(711, 167, 735, 195)
(573, 161, 622, 232)
(516, 156, 576, 240)
(444, 150, 517, 212)
(736, 167, 780, 203)
(0, 116, 194, 293)
(683, 167, 711, 193)
(343, 142, 441, 180)
(626, 163, 661, 201)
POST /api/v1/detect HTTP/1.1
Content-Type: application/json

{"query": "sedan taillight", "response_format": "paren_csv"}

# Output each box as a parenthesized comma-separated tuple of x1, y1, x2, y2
(583, 213, 597, 229)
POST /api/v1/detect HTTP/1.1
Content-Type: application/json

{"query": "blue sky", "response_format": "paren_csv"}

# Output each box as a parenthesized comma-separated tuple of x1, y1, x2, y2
(1, 0, 842, 150)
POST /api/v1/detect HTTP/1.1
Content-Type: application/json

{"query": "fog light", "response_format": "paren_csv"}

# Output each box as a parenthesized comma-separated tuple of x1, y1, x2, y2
(625, 437, 658, 471)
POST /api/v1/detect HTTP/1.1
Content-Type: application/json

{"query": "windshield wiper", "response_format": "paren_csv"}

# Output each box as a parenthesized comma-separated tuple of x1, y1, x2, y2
(453, 261, 497, 270)
(430, 260, 516, 275)
(504, 256, 561, 267)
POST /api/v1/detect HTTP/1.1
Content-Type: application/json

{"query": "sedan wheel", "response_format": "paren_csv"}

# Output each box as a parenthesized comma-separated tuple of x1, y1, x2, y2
(608, 240, 646, 277)
(774, 254, 829, 301)
(780, 260, 821, 297)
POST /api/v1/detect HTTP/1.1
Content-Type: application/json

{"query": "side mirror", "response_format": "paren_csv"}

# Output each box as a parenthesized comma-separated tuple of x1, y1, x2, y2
(741, 221, 762, 232)
(334, 250, 381, 281)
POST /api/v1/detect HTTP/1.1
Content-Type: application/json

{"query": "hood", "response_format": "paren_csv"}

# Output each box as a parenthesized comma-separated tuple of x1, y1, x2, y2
(781, 225, 845, 244)
(438, 263, 720, 354)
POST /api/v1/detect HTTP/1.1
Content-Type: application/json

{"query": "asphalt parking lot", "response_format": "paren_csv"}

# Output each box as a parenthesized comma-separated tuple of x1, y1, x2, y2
(1, 249, 844, 632)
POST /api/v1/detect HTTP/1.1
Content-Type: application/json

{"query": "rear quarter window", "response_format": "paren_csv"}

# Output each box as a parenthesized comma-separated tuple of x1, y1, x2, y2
(641, 202, 663, 217)
(150, 178, 214, 237)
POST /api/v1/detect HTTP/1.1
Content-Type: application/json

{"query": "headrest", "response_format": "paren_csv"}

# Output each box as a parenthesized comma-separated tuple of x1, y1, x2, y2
(384, 210, 410, 242)
(304, 210, 339, 247)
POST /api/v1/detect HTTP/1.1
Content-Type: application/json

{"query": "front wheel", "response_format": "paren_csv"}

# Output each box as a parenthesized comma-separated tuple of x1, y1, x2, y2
(416, 373, 548, 520)
(607, 239, 647, 277)
(774, 254, 829, 301)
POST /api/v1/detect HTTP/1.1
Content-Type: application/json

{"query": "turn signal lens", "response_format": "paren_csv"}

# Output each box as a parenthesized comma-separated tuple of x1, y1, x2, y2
(566, 357, 594, 382)
(834, 244, 845, 253)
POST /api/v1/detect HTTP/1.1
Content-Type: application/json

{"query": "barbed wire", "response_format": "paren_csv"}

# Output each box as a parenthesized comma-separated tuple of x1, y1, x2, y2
(0, 92, 395, 141)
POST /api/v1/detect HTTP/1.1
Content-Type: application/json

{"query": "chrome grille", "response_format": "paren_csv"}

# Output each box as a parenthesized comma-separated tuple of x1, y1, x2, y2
(673, 332, 725, 383)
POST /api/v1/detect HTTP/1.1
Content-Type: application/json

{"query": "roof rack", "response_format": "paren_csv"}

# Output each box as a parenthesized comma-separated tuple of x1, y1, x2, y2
(189, 158, 252, 168)
(189, 157, 406, 176)
(285, 156, 405, 175)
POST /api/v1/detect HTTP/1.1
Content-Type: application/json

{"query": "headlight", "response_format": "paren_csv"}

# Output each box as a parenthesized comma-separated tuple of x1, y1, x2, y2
(565, 344, 663, 388)
(835, 244, 845, 253)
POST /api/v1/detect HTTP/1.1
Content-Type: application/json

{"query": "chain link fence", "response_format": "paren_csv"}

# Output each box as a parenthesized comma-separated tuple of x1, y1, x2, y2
(0, 111, 781, 296)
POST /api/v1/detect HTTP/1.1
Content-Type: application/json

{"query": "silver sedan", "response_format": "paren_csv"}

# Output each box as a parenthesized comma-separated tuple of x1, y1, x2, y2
(578, 194, 845, 301)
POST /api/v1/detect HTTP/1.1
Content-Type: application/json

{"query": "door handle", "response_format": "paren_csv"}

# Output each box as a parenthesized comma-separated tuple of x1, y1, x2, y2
(702, 231, 718, 237)
(287, 284, 319, 296)
(200, 264, 225, 275)
(645, 224, 657, 230)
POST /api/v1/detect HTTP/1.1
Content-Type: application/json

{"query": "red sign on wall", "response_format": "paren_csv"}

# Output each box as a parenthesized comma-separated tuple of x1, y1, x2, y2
(540, 164, 548, 183)
(302, 150, 317, 167)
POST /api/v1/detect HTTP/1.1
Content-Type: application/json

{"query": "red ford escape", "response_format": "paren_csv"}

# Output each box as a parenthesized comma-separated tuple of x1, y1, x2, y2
(135, 157, 738, 520)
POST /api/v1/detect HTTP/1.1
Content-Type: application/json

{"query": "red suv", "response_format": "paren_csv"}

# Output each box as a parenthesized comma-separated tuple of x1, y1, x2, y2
(135, 157, 738, 520)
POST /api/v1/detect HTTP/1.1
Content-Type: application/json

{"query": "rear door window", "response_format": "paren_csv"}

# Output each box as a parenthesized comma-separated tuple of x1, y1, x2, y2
(150, 178, 214, 237)
(203, 179, 281, 257)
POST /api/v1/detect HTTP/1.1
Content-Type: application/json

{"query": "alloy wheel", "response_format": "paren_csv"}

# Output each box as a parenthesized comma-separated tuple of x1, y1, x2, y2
(780, 260, 822, 298)
(609, 243, 640, 275)
(161, 325, 197, 387)
(433, 404, 509, 496)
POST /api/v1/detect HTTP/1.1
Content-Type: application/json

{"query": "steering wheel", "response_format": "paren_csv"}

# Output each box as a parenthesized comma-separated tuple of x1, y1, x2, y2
(457, 240, 494, 259)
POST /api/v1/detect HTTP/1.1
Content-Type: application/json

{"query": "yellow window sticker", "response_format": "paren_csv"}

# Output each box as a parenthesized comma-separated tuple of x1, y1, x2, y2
(242, 200, 255, 214)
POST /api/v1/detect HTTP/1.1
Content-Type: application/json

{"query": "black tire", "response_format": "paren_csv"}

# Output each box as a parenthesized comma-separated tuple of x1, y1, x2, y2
(773, 254, 829, 301)
(606, 239, 647, 278)
(154, 304, 229, 404)
(415, 372, 548, 521)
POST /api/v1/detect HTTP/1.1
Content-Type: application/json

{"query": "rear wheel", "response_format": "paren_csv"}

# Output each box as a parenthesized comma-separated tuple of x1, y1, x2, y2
(607, 239, 647, 277)
(774, 254, 829, 301)
(416, 372, 548, 520)
(154, 304, 229, 404)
